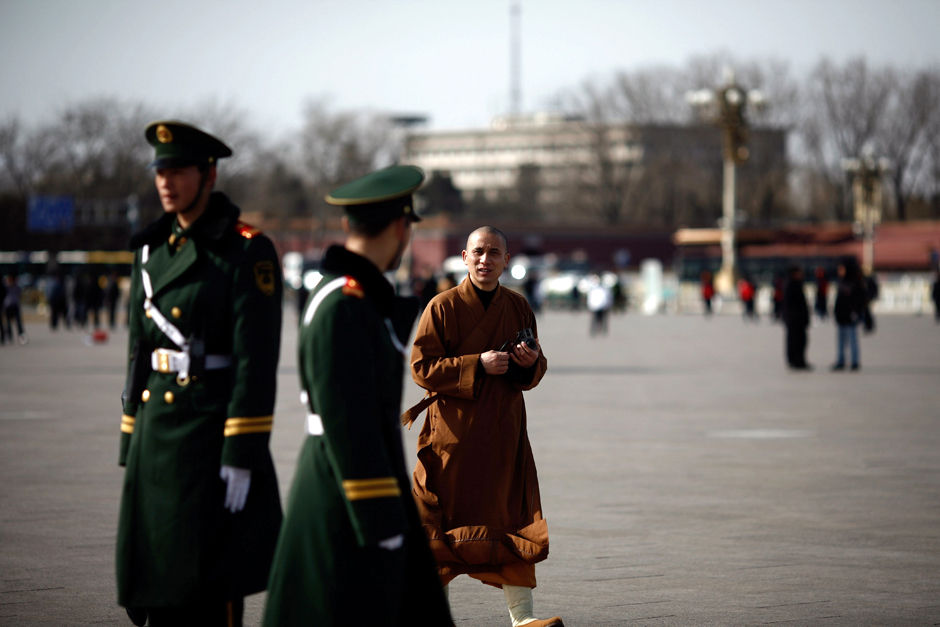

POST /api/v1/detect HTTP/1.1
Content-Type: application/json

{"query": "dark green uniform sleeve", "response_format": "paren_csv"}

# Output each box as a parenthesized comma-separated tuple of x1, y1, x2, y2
(119, 251, 145, 466)
(308, 295, 407, 546)
(221, 235, 283, 469)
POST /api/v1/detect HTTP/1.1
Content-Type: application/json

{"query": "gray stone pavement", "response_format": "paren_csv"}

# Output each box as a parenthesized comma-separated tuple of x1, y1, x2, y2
(1, 309, 939, 625)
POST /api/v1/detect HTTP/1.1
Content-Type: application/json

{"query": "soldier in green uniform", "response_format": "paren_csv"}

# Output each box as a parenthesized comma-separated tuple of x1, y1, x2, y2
(116, 121, 283, 626)
(262, 165, 452, 626)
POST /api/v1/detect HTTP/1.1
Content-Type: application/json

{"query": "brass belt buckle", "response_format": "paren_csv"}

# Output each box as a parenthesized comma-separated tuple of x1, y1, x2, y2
(157, 351, 171, 373)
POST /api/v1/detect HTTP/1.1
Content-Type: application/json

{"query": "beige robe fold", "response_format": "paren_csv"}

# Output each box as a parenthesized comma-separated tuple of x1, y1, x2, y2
(410, 277, 549, 588)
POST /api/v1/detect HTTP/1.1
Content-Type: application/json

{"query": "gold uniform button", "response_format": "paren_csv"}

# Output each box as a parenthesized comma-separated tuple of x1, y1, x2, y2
(171, 307, 182, 319)
(168, 234, 176, 246)
(164, 391, 175, 404)
(145, 310, 152, 318)
(141, 389, 151, 402)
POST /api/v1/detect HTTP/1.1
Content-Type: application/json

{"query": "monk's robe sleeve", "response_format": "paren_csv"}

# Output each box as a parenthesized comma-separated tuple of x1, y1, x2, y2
(411, 300, 480, 399)
(508, 308, 547, 392)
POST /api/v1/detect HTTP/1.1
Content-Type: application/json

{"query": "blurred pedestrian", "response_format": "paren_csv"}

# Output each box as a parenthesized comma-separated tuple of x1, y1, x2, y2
(587, 274, 612, 336)
(403, 226, 563, 627)
(415, 268, 438, 310)
(739, 276, 757, 321)
(72, 271, 89, 328)
(116, 121, 283, 627)
(831, 258, 868, 371)
(88, 273, 104, 329)
(813, 266, 829, 320)
(611, 275, 628, 313)
(782, 266, 811, 370)
(104, 270, 121, 330)
(932, 270, 940, 323)
(46, 269, 70, 331)
(3, 274, 27, 345)
(862, 269, 879, 334)
(700, 271, 714, 316)
(437, 273, 457, 294)
(0, 274, 7, 345)
(525, 270, 542, 313)
(263, 165, 451, 626)
(772, 273, 785, 321)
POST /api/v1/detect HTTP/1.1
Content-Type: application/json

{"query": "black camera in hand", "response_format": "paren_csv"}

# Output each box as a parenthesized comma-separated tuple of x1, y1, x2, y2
(498, 328, 538, 352)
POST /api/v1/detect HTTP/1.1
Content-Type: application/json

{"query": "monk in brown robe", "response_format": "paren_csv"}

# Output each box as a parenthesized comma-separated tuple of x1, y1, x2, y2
(404, 226, 563, 627)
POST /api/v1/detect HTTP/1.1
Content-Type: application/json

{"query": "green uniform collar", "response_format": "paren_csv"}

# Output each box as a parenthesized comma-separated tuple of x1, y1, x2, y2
(320, 246, 400, 314)
(130, 192, 240, 250)
(319, 245, 420, 344)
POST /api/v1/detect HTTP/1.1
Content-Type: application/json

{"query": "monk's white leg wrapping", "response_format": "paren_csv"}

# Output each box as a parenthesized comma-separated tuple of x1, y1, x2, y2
(504, 585, 536, 626)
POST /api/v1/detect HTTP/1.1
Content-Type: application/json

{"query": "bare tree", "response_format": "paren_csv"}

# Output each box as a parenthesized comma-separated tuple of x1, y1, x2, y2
(240, 142, 309, 220)
(552, 54, 795, 227)
(609, 65, 691, 124)
(800, 58, 894, 220)
(292, 99, 403, 245)
(876, 67, 940, 220)
(298, 99, 399, 193)
(800, 58, 940, 221)
(0, 116, 62, 198)
(0, 117, 31, 196)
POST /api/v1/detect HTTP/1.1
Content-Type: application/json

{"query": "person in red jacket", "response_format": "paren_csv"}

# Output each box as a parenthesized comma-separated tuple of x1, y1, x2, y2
(701, 271, 714, 316)
(738, 276, 757, 321)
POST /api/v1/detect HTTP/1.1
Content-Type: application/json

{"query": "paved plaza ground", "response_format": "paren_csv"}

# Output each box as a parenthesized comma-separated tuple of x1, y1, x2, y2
(1, 308, 938, 625)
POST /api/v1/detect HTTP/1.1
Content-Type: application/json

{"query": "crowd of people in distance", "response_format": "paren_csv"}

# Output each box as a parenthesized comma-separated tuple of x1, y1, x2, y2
(699, 257, 940, 372)
(44, 269, 124, 332)
(0, 268, 126, 344)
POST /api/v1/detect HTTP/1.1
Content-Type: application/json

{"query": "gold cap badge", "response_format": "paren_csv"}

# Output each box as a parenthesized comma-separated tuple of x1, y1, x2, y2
(156, 124, 173, 144)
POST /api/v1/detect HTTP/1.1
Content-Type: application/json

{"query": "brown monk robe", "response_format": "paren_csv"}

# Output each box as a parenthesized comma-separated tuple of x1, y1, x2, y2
(404, 233, 548, 596)
(406, 227, 563, 626)
(406, 274, 549, 587)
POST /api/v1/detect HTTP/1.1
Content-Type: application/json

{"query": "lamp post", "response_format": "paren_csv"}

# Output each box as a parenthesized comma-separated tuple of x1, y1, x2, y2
(842, 151, 890, 274)
(688, 70, 765, 296)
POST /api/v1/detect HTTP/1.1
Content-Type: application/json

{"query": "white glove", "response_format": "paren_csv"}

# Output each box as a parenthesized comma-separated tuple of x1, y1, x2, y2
(378, 534, 404, 551)
(220, 465, 251, 513)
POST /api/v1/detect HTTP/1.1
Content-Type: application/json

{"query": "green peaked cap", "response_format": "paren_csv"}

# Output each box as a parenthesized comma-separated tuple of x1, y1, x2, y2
(326, 164, 425, 222)
(145, 120, 232, 168)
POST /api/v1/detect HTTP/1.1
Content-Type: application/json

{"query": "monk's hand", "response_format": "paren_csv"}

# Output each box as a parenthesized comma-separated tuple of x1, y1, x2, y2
(510, 340, 540, 368)
(480, 350, 510, 375)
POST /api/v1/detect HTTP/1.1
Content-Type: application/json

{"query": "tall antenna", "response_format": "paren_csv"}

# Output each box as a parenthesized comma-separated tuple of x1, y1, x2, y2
(510, 0, 521, 116)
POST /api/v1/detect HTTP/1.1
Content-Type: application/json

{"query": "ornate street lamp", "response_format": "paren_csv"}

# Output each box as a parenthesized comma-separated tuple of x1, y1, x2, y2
(688, 70, 766, 296)
(842, 150, 891, 274)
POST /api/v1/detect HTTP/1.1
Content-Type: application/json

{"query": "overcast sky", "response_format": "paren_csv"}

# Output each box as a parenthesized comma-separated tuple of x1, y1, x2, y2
(2, 0, 939, 138)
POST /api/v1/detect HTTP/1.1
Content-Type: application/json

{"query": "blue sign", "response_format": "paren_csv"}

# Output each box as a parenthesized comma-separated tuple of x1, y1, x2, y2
(28, 196, 74, 233)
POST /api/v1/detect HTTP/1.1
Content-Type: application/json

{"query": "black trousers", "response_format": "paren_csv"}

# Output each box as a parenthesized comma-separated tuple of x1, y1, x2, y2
(786, 325, 808, 367)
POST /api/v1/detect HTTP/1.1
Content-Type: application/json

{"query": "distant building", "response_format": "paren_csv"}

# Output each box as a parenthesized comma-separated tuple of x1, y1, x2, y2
(403, 112, 787, 228)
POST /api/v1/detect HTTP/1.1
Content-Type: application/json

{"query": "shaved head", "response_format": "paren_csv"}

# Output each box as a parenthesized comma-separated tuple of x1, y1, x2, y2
(466, 226, 508, 252)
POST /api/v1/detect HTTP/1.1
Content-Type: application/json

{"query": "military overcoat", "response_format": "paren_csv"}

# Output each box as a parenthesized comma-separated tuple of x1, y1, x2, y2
(116, 192, 283, 608)
(263, 245, 451, 626)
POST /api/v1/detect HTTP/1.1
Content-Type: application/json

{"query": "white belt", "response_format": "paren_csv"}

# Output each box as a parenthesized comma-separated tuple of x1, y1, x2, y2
(301, 391, 324, 435)
(151, 348, 233, 375)
(306, 413, 324, 436)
